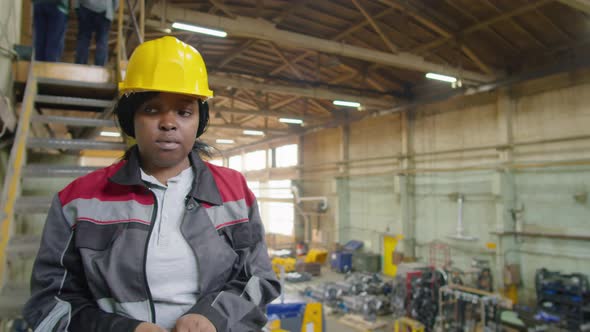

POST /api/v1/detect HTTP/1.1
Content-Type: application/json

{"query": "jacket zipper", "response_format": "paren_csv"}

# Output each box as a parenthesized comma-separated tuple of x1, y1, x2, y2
(183, 197, 201, 296)
(143, 190, 158, 323)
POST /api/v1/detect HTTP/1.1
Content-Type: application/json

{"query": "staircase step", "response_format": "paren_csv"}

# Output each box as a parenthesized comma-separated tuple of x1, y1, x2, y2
(33, 115, 116, 128)
(7, 235, 40, 258)
(35, 95, 114, 112)
(37, 77, 117, 92)
(27, 138, 126, 151)
(24, 165, 99, 178)
(15, 196, 52, 214)
(0, 283, 29, 317)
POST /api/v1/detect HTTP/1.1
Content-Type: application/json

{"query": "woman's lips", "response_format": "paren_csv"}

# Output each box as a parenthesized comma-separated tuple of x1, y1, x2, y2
(155, 140, 180, 150)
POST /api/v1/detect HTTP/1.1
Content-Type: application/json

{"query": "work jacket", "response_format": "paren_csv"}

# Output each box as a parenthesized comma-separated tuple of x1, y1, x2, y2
(23, 146, 281, 331)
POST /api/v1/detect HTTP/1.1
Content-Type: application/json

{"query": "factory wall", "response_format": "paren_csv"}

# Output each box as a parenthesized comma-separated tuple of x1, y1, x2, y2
(301, 68, 590, 303)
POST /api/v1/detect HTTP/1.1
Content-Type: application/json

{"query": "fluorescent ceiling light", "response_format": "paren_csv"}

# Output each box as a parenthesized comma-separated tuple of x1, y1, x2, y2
(172, 22, 227, 38)
(216, 139, 235, 144)
(279, 118, 303, 125)
(333, 100, 361, 108)
(100, 131, 121, 137)
(243, 130, 265, 136)
(425, 72, 457, 83)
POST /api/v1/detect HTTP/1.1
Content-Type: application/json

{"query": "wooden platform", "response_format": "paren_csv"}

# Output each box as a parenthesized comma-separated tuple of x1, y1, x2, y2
(338, 314, 388, 332)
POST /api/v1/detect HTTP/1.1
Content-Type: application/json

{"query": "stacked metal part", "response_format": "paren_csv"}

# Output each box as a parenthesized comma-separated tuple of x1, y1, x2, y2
(535, 268, 590, 330)
(301, 273, 394, 319)
(390, 276, 407, 320)
(408, 269, 447, 331)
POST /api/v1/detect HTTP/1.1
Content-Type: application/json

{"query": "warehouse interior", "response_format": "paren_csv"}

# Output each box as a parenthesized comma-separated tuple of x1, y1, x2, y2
(0, 0, 589, 331)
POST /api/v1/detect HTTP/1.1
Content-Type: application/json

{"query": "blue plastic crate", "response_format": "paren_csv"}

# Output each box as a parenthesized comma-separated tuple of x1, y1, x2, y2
(330, 252, 352, 273)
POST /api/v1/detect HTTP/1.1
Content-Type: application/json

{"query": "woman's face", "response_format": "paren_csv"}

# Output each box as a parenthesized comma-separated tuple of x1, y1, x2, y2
(134, 92, 200, 172)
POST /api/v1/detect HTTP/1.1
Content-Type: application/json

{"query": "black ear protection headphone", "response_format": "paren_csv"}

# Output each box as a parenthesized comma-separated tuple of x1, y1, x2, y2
(116, 94, 210, 139)
(196, 99, 209, 138)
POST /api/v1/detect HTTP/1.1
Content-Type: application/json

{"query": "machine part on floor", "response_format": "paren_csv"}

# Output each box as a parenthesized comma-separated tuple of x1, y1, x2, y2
(345, 272, 393, 295)
(395, 317, 425, 332)
(340, 294, 391, 320)
(272, 257, 296, 275)
(285, 272, 312, 283)
(302, 284, 341, 307)
(438, 284, 512, 332)
(535, 268, 590, 330)
(447, 194, 477, 241)
(390, 276, 407, 319)
(407, 268, 448, 331)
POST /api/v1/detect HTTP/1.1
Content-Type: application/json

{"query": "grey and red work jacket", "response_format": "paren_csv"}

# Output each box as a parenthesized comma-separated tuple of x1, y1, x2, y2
(23, 146, 281, 332)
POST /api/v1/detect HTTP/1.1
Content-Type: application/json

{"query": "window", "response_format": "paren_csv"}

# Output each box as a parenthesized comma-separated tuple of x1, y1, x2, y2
(266, 202, 294, 235)
(275, 144, 298, 168)
(247, 181, 260, 197)
(245, 150, 266, 171)
(260, 180, 294, 236)
(228, 155, 242, 171)
(209, 159, 223, 166)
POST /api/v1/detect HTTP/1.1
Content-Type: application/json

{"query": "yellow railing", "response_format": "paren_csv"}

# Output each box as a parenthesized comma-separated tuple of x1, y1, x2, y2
(0, 62, 37, 287)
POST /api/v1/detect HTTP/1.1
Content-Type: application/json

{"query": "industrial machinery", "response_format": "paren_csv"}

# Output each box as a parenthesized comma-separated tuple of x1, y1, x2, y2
(436, 284, 512, 332)
(535, 268, 590, 330)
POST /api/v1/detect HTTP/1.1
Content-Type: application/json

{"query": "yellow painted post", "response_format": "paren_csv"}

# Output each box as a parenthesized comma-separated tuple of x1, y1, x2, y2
(383, 234, 403, 277)
(0, 64, 37, 287)
(301, 302, 322, 332)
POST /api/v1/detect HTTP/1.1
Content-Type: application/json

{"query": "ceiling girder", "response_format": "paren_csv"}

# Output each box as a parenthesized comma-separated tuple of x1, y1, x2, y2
(151, 3, 493, 82)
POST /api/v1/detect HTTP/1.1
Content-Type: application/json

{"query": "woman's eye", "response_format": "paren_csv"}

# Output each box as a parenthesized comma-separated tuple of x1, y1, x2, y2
(143, 107, 158, 114)
(178, 109, 193, 117)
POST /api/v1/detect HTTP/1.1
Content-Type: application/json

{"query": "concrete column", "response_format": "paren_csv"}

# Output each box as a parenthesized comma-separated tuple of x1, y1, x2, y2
(294, 136, 305, 243)
(336, 124, 351, 244)
(398, 110, 416, 257)
(493, 89, 521, 292)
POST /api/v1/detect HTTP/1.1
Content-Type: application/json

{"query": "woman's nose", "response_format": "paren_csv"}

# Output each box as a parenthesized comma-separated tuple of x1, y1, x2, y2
(159, 111, 177, 131)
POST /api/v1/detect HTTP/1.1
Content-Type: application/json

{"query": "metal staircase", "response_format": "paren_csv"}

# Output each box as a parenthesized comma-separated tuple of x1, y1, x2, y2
(0, 61, 124, 319)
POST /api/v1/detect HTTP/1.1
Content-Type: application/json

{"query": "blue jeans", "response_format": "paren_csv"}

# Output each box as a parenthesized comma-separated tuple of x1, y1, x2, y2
(75, 6, 112, 66)
(33, 3, 68, 62)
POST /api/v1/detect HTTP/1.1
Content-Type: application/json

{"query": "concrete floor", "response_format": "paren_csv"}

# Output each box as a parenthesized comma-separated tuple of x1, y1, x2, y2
(278, 269, 394, 332)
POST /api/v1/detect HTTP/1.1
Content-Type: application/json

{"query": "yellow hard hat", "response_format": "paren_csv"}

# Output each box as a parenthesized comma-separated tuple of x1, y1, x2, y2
(119, 36, 213, 99)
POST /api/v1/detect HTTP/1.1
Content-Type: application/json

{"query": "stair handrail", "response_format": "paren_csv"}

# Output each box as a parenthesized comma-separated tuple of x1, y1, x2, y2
(0, 61, 37, 288)
(116, 0, 145, 83)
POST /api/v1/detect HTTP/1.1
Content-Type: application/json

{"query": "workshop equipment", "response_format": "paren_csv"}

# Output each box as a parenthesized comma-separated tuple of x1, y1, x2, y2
(305, 249, 328, 264)
(395, 317, 425, 332)
(352, 252, 381, 273)
(437, 284, 512, 332)
(272, 257, 296, 275)
(535, 268, 590, 330)
(267, 302, 324, 332)
(296, 262, 321, 276)
(330, 252, 352, 273)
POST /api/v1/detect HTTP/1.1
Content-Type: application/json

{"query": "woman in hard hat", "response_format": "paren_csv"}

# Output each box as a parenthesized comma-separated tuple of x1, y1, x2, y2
(24, 36, 280, 332)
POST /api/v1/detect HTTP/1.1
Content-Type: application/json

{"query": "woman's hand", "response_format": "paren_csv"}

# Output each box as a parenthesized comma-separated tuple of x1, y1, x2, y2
(135, 322, 168, 332)
(172, 314, 216, 332)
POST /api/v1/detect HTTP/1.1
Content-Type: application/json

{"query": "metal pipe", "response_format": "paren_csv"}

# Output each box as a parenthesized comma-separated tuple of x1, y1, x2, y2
(493, 231, 590, 241)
